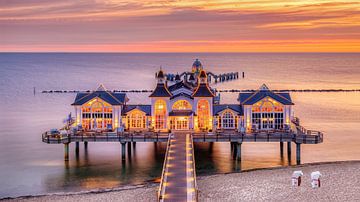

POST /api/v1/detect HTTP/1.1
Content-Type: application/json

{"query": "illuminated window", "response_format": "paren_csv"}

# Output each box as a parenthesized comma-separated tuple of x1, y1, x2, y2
(251, 98, 284, 130)
(155, 100, 166, 129)
(197, 99, 210, 130)
(172, 100, 192, 110)
(222, 111, 235, 129)
(128, 111, 146, 128)
(81, 99, 113, 130)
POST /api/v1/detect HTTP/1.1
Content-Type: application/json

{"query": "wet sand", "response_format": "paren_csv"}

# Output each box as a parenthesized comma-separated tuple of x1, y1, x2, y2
(3, 161, 360, 202)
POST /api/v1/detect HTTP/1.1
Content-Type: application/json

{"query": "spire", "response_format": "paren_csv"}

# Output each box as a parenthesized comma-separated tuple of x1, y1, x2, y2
(259, 84, 269, 91)
(199, 70, 207, 84)
(156, 68, 165, 84)
(175, 73, 181, 83)
(96, 84, 107, 91)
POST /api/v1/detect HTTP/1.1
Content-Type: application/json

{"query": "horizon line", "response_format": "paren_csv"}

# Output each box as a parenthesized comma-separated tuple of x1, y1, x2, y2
(1, 51, 360, 54)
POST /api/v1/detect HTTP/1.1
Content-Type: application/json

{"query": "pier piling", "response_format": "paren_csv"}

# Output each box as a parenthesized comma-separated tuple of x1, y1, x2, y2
(127, 142, 132, 156)
(64, 143, 69, 161)
(236, 142, 242, 161)
(75, 142, 79, 155)
(287, 142, 292, 159)
(84, 141, 88, 150)
(280, 142, 284, 156)
(296, 143, 301, 165)
(121, 143, 126, 160)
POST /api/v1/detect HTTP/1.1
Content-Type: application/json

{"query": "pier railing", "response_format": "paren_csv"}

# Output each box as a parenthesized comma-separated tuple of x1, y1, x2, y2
(42, 127, 323, 144)
(190, 134, 199, 201)
(157, 133, 172, 202)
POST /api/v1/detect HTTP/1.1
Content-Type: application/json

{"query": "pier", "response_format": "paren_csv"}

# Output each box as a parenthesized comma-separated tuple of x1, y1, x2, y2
(158, 133, 197, 201)
(42, 118, 322, 202)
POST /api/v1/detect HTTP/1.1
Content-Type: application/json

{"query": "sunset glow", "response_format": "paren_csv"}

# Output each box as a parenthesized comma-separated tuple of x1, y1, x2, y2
(1, 0, 360, 52)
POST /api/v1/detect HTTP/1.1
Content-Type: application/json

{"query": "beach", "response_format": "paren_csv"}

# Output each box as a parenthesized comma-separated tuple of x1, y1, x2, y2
(3, 161, 359, 202)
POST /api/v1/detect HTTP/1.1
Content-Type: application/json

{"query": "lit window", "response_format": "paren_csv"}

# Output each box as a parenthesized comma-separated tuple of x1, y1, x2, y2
(81, 99, 113, 130)
(172, 100, 192, 110)
(197, 99, 210, 130)
(155, 100, 166, 129)
(251, 98, 284, 130)
(129, 111, 145, 128)
(222, 111, 235, 129)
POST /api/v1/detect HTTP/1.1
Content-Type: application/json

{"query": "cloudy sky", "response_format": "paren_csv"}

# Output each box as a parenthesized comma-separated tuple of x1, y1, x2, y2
(1, 0, 360, 52)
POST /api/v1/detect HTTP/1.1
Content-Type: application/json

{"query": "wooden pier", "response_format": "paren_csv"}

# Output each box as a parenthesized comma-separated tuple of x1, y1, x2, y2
(157, 133, 197, 201)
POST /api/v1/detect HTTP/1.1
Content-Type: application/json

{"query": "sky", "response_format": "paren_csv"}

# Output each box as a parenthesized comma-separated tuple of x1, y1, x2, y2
(1, 0, 360, 52)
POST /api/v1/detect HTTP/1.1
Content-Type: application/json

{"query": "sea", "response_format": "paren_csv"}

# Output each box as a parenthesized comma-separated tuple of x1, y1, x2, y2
(0, 53, 359, 198)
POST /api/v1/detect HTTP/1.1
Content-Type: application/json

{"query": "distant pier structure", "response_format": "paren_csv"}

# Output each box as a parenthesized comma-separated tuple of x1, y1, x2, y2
(160, 59, 241, 84)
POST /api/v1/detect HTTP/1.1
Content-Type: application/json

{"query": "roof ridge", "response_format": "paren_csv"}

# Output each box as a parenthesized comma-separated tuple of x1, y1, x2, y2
(73, 91, 96, 104)
(104, 90, 123, 104)
(242, 89, 261, 104)
(275, 92, 293, 103)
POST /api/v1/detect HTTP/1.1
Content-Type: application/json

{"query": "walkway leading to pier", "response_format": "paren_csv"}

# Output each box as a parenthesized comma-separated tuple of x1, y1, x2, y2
(158, 133, 197, 202)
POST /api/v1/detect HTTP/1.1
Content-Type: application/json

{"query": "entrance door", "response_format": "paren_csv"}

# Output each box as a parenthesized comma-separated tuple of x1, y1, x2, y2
(175, 117, 189, 130)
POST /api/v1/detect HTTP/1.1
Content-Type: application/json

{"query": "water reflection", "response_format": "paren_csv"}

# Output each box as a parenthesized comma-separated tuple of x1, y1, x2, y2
(51, 140, 297, 194)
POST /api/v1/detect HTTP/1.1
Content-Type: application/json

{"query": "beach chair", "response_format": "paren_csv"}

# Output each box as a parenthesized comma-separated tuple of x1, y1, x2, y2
(311, 171, 322, 188)
(292, 171, 303, 186)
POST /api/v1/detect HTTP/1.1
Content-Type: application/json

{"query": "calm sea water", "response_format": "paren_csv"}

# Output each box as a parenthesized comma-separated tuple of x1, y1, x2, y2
(0, 53, 360, 198)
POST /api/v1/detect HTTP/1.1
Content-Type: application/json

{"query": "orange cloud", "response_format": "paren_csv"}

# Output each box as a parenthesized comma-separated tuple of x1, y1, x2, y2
(1, 0, 360, 52)
(2, 40, 360, 52)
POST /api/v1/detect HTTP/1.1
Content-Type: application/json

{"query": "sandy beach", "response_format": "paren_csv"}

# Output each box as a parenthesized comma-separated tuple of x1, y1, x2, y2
(3, 161, 360, 202)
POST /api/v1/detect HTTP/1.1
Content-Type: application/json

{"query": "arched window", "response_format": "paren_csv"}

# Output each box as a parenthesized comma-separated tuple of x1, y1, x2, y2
(172, 100, 192, 110)
(197, 99, 210, 130)
(251, 98, 284, 130)
(155, 100, 166, 129)
(81, 99, 113, 130)
(222, 111, 235, 129)
(129, 111, 145, 128)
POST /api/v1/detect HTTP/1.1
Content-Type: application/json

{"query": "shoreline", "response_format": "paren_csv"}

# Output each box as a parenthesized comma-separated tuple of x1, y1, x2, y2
(2, 160, 360, 201)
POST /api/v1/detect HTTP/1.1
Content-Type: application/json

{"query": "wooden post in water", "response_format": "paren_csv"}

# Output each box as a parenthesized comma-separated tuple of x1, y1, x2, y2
(280, 142, 284, 156)
(296, 143, 301, 165)
(127, 142, 132, 156)
(84, 141, 88, 150)
(64, 143, 69, 161)
(75, 142, 79, 155)
(287, 142, 292, 159)
(121, 143, 126, 161)
(236, 142, 242, 161)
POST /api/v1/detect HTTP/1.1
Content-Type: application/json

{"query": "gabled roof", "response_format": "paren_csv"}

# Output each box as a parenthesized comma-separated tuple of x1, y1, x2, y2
(149, 83, 172, 97)
(72, 91, 126, 106)
(238, 84, 293, 105)
(170, 92, 194, 100)
(213, 104, 243, 116)
(168, 81, 192, 92)
(192, 83, 215, 97)
(123, 105, 151, 115)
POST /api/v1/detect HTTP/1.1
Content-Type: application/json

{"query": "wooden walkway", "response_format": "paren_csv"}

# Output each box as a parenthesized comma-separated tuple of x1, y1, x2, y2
(158, 133, 197, 202)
